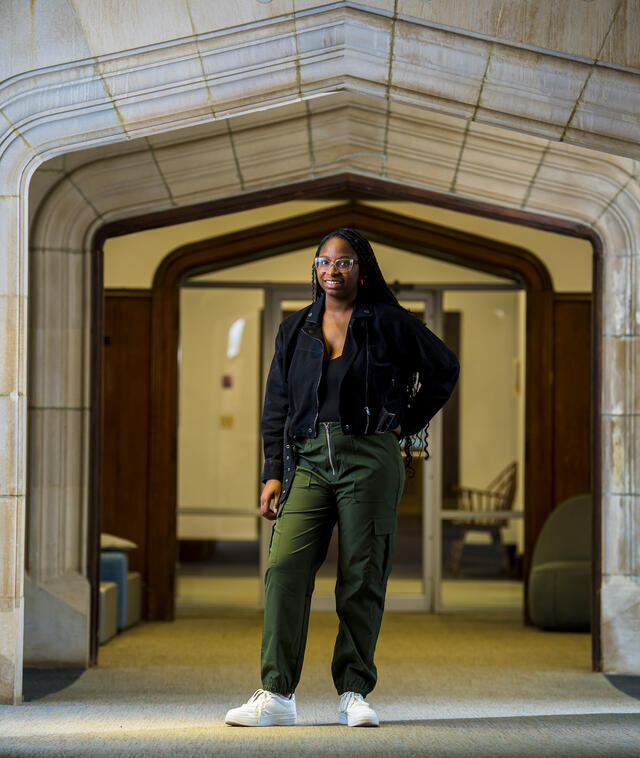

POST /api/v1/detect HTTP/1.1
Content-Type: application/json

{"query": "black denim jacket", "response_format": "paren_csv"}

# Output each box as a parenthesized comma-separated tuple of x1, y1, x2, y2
(261, 294, 460, 502)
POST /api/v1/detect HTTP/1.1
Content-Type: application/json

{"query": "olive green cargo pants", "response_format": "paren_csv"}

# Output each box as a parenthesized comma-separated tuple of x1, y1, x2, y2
(261, 422, 405, 696)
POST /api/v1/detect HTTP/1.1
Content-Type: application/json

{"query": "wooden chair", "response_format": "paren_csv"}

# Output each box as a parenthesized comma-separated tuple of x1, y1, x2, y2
(443, 462, 518, 576)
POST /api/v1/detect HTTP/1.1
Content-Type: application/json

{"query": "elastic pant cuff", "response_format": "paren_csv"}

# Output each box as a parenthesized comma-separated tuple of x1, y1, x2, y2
(262, 678, 293, 696)
(335, 678, 373, 697)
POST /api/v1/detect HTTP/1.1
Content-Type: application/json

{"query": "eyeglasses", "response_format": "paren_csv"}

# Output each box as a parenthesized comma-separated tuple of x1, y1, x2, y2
(314, 257, 358, 272)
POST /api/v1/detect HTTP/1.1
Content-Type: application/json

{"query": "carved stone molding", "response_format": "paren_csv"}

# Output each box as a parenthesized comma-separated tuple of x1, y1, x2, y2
(1, 3, 640, 703)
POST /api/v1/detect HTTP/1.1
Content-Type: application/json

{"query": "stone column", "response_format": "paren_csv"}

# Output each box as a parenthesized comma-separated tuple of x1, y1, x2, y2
(23, 176, 98, 668)
(598, 199, 640, 673)
(0, 196, 27, 704)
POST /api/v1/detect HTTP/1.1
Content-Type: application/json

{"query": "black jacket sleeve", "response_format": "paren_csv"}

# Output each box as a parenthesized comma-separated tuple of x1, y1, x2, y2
(260, 324, 289, 483)
(399, 314, 460, 436)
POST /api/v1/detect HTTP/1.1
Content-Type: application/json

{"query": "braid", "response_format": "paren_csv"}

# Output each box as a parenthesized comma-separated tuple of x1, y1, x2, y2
(311, 227, 430, 474)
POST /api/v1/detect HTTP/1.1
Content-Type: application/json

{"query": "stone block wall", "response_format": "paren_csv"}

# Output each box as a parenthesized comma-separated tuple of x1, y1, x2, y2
(1, 0, 639, 703)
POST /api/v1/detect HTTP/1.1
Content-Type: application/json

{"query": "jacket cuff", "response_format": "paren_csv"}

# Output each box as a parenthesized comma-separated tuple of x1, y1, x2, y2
(262, 458, 283, 484)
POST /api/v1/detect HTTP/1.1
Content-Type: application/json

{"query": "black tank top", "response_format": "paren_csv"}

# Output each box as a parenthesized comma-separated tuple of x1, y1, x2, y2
(317, 354, 345, 422)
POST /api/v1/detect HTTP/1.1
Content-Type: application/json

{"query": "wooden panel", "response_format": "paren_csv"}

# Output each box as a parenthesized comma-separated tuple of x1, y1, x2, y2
(522, 288, 555, 601)
(442, 311, 461, 499)
(553, 294, 592, 505)
(102, 291, 152, 606)
(89, 246, 104, 664)
(591, 254, 603, 671)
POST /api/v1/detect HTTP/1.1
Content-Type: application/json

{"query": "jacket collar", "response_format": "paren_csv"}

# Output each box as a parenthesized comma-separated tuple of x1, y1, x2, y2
(305, 293, 374, 325)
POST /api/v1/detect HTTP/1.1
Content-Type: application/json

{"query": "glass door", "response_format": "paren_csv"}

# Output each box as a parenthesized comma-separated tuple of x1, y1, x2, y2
(393, 288, 444, 612)
(176, 285, 264, 612)
(259, 287, 309, 605)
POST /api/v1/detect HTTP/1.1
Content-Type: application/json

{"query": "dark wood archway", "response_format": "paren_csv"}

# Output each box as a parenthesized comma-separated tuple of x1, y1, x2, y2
(147, 202, 553, 613)
(92, 173, 602, 670)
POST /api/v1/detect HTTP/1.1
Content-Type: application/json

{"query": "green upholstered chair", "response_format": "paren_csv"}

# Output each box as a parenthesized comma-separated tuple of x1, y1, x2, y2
(528, 494, 592, 630)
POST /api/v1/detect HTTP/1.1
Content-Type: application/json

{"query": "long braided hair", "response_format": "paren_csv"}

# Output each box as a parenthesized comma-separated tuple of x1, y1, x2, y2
(312, 227, 430, 474)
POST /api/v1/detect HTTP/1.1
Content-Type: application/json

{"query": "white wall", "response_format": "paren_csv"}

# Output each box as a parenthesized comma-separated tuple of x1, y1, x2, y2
(366, 200, 592, 292)
(443, 289, 524, 550)
(104, 201, 340, 288)
(195, 243, 508, 286)
(442, 290, 520, 485)
(178, 288, 264, 542)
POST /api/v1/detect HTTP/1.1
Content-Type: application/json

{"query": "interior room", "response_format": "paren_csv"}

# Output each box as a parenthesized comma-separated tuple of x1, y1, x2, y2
(100, 198, 592, 625)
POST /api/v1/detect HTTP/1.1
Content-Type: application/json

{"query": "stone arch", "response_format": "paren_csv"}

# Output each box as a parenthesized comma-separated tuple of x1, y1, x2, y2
(1, 6, 639, 703)
(23, 113, 640, 687)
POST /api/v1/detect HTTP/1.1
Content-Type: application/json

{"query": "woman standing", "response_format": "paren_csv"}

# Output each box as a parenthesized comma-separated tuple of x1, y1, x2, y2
(225, 228, 459, 727)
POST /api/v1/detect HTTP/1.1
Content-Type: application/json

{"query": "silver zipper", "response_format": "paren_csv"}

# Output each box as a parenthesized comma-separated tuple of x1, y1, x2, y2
(364, 321, 370, 434)
(323, 422, 336, 475)
(312, 369, 322, 431)
(306, 325, 324, 433)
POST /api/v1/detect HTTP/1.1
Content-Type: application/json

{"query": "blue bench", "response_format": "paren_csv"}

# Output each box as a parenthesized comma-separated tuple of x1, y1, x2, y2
(100, 551, 129, 630)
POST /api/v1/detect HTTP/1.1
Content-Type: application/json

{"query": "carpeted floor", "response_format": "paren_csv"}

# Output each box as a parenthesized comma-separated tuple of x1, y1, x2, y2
(3, 610, 640, 757)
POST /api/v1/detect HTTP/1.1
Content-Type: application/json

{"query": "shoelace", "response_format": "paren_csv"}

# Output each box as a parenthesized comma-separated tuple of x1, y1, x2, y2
(340, 691, 365, 711)
(247, 689, 270, 712)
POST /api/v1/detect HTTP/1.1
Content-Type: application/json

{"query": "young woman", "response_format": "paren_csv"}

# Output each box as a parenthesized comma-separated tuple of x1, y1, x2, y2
(225, 228, 459, 727)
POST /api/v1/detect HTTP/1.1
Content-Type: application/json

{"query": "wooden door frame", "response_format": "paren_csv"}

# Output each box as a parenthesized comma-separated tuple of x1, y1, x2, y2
(146, 201, 554, 615)
(91, 174, 602, 670)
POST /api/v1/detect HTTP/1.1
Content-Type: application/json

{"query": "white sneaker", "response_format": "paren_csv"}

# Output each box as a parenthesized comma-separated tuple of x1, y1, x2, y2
(225, 689, 296, 727)
(338, 691, 380, 727)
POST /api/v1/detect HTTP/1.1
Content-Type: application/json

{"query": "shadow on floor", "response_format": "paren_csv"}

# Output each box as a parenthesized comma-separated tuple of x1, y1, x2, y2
(607, 675, 640, 701)
(23, 668, 85, 701)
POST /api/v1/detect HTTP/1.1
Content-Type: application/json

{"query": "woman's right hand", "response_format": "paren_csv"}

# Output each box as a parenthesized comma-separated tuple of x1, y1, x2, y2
(260, 479, 282, 520)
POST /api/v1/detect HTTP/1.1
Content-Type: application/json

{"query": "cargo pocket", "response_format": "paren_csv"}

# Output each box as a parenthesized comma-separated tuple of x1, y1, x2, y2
(370, 515, 397, 581)
(283, 469, 314, 514)
(267, 523, 280, 566)
(375, 516, 396, 535)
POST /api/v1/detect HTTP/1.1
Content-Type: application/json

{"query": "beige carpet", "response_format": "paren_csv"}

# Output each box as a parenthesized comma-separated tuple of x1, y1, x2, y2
(176, 570, 525, 613)
(2, 611, 640, 757)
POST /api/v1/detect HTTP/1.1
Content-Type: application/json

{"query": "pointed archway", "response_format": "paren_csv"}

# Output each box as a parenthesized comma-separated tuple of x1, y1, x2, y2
(92, 178, 601, 668)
